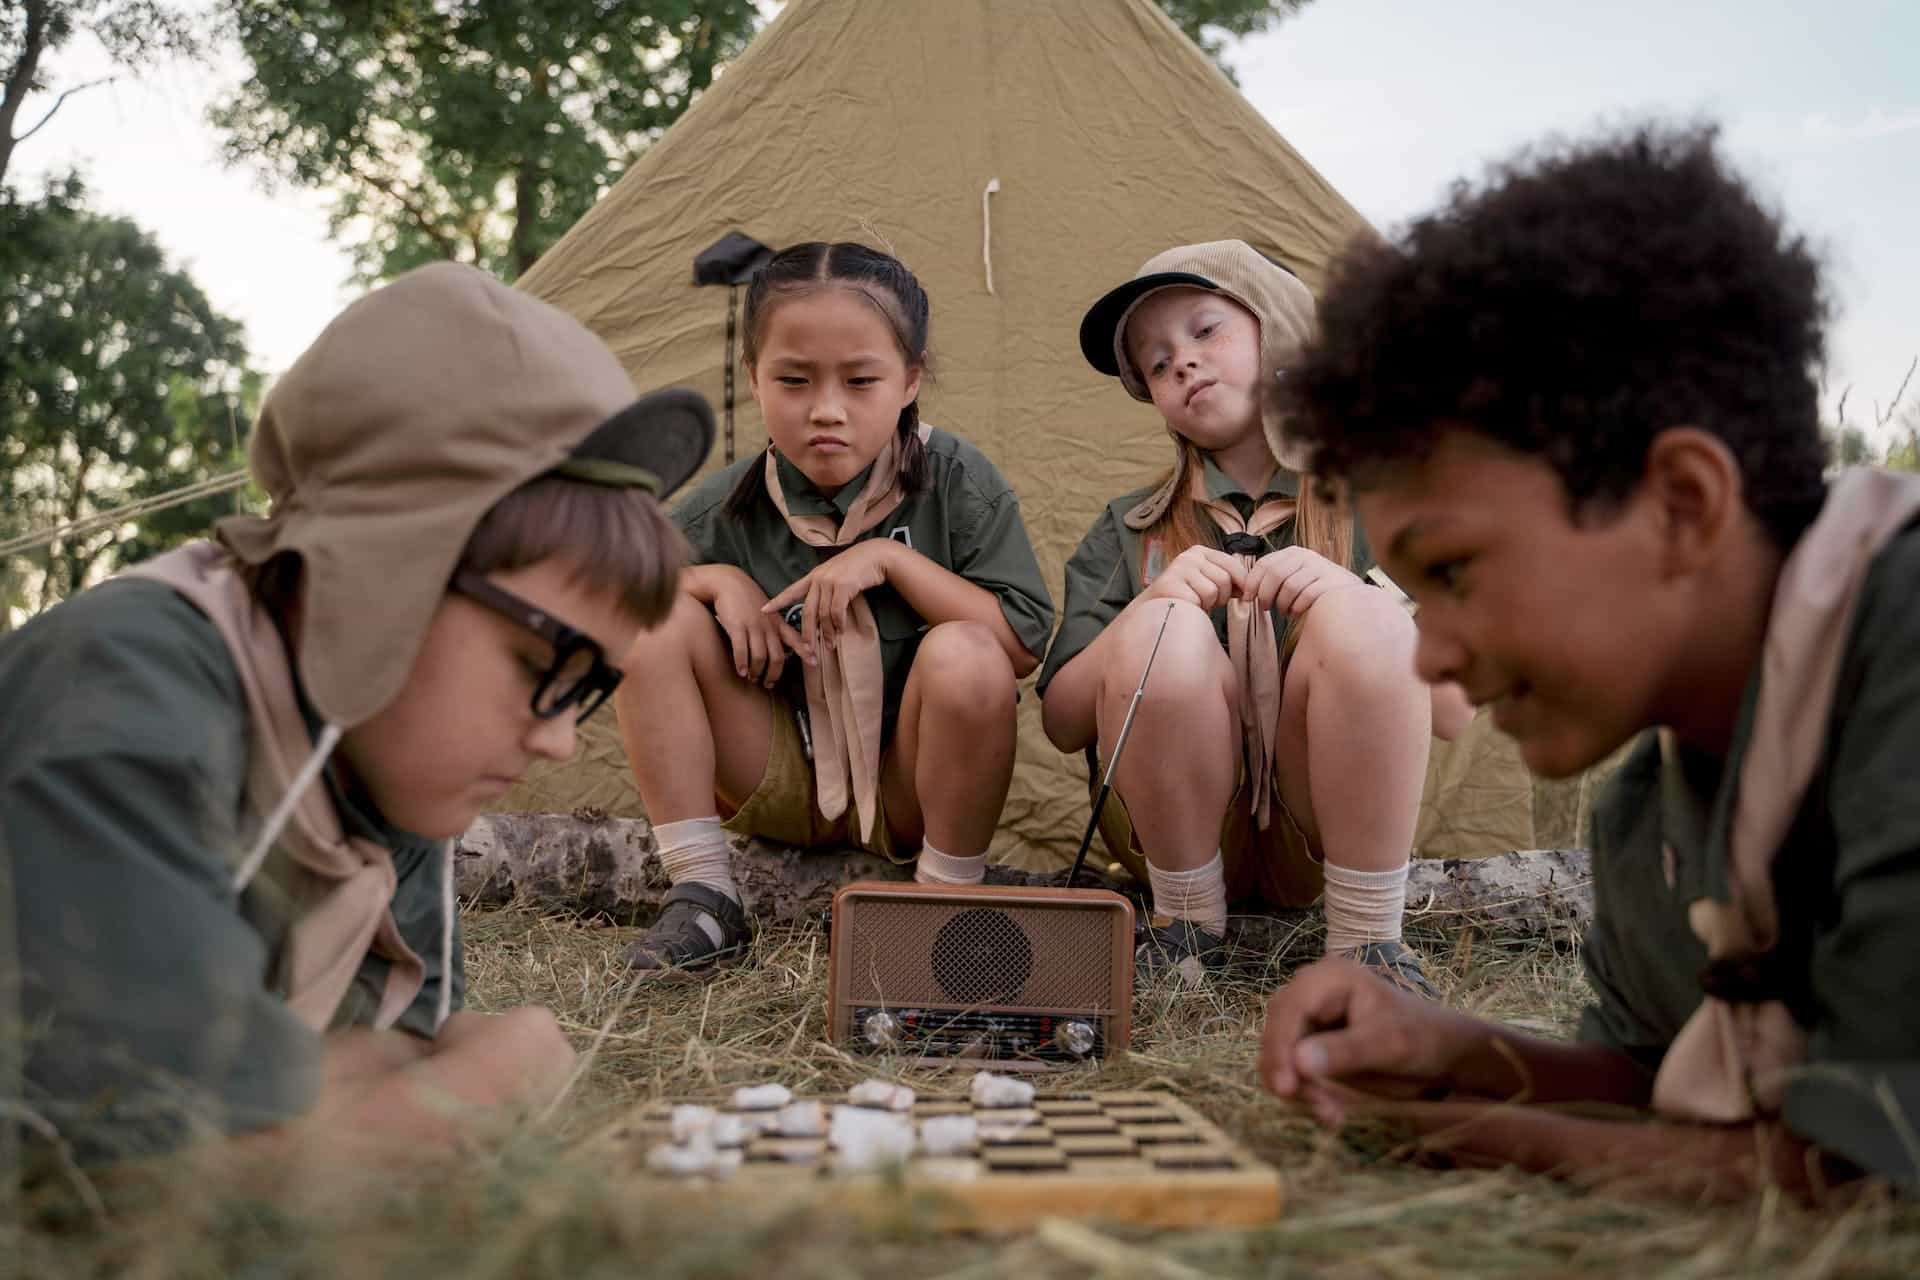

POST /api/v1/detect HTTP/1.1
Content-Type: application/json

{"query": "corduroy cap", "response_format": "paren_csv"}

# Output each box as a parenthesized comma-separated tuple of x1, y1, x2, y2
(1079, 240, 1317, 477)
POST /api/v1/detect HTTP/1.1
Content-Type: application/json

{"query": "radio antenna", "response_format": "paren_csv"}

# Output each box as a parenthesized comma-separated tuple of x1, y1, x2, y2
(1065, 601, 1177, 890)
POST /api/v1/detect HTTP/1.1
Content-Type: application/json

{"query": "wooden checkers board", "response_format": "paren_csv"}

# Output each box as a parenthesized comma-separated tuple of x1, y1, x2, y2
(597, 1090, 1282, 1231)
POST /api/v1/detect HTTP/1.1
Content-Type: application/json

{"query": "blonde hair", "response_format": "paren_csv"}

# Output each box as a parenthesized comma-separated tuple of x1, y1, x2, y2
(1139, 440, 1354, 571)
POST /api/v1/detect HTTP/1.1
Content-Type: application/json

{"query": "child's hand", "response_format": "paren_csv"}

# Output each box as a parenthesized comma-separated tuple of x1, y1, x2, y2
(1141, 546, 1247, 610)
(762, 539, 902, 658)
(710, 566, 807, 686)
(1259, 957, 1476, 1105)
(1244, 547, 1363, 617)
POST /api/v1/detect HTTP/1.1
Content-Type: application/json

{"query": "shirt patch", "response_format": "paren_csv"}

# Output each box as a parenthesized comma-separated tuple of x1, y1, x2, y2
(888, 525, 914, 550)
(1141, 536, 1166, 587)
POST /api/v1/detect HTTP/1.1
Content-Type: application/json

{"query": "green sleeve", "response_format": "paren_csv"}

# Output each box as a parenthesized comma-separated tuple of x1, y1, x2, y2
(1037, 507, 1137, 697)
(1780, 529, 1920, 1185)
(0, 583, 324, 1156)
(670, 459, 754, 568)
(951, 466, 1056, 666)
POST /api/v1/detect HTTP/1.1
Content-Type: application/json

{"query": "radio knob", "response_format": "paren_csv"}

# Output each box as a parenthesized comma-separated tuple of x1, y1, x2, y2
(862, 1011, 899, 1048)
(1053, 1020, 1097, 1058)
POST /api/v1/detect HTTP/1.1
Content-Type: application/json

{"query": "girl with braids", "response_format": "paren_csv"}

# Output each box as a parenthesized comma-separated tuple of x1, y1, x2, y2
(1039, 242, 1471, 988)
(617, 241, 1054, 978)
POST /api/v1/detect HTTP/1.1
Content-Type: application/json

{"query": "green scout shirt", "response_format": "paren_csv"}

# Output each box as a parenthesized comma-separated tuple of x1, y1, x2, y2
(0, 578, 462, 1158)
(1038, 455, 1374, 696)
(672, 428, 1055, 738)
(1578, 521, 1920, 1185)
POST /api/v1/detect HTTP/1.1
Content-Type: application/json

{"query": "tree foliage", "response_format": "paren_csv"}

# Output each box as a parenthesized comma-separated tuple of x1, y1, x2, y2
(214, 0, 762, 281)
(214, 0, 1309, 283)
(0, 175, 256, 627)
(1159, 0, 1313, 75)
(0, 0, 201, 186)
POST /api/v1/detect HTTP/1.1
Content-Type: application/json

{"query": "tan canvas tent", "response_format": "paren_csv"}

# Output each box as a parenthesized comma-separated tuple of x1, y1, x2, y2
(501, 0, 1535, 867)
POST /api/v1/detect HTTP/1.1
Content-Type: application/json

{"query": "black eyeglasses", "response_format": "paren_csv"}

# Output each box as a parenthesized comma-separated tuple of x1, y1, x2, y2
(450, 573, 624, 723)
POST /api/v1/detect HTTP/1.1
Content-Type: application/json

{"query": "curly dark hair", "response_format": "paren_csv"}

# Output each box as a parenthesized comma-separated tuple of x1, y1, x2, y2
(1288, 124, 1830, 547)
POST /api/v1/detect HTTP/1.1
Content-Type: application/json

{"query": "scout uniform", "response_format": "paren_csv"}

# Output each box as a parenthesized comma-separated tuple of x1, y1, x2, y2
(0, 263, 711, 1159)
(1038, 454, 1374, 905)
(1579, 470, 1920, 1186)
(672, 426, 1054, 859)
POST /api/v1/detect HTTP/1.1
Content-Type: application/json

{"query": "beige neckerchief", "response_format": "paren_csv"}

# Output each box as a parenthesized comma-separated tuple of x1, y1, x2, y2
(125, 543, 428, 1033)
(1652, 468, 1920, 1123)
(762, 425, 930, 842)
(1191, 467, 1297, 830)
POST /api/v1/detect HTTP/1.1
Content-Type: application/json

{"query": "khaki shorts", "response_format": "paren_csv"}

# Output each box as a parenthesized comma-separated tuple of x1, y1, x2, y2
(1091, 756, 1324, 908)
(722, 696, 904, 862)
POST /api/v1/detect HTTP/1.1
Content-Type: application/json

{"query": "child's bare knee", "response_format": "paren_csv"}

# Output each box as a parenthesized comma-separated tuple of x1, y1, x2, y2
(1112, 601, 1233, 705)
(628, 591, 729, 673)
(916, 622, 1016, 719)
(1298, 588, 1421, 695)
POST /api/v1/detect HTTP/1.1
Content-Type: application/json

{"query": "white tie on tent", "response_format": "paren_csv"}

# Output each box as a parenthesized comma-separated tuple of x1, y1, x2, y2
(499, 0, 1536, 868)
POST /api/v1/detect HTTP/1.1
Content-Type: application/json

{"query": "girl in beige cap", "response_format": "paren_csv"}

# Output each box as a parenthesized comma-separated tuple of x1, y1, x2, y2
(1038, 241, 1470, 989)
(0, 263, 712, 1164)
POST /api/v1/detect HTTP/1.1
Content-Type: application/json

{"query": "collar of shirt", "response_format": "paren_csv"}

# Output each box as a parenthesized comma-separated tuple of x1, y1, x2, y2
(775, 448, 881, 522)
(1199, 452, 1300, 514)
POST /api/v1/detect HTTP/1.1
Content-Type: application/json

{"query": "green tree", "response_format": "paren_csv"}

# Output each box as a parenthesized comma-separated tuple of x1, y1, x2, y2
(0, 0, 200, 186)
(1888, 403, 1920, 474)
(214, 0, 763, 282)
(1160, 0, 1312, 75)
(0, 175, 256, 627)
(213, 0, 1309, 284)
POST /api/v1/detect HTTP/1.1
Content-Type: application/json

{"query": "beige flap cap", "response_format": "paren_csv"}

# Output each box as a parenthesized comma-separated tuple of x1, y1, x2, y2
(217, 262, 711, 727)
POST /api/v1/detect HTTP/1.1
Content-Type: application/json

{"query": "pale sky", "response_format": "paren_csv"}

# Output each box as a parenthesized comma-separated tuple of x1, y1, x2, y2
(15, 0, 1918, 435)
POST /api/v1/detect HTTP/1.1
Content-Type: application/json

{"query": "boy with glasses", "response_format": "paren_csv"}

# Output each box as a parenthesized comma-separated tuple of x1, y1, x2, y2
(0, 263, 711, 1166)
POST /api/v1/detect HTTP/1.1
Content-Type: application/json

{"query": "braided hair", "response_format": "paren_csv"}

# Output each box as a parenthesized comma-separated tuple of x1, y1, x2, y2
(724, 241, 932, 515)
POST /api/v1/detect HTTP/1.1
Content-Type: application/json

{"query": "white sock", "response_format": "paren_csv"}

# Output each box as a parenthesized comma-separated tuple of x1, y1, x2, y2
(1322, 861, 1409, 956)
(914, 841, 988, 886)
(1146, 852, 1228, 936)
(654, 816, 737, 948)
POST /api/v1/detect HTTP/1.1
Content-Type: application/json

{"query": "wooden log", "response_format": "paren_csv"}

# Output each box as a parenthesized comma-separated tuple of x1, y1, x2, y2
(456, 813, 1592, 935)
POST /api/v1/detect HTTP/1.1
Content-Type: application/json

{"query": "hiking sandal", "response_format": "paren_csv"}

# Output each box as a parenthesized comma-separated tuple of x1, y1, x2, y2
(620, 882, 751, 980)
(1353, 939, 1439, 999)
(1134, 915, 1225, 986)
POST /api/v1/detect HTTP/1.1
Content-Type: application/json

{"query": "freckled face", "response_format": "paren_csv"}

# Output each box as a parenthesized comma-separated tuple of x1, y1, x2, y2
(1357, 429, 1672, 778)
(337, 558, 640, 837)
(748, 288, 922, 496)
(1123, 287, 1264, 452)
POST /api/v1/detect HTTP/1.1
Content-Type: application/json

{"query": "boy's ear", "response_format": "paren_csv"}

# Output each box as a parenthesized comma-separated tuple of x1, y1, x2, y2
(1643, 426, 1743, 577)
(744, 361, 762, 405)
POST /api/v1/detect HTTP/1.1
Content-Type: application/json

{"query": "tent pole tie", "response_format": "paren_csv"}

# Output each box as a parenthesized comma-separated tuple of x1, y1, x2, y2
(982, 177, 1001, 295)
(723, 283, 739, 463)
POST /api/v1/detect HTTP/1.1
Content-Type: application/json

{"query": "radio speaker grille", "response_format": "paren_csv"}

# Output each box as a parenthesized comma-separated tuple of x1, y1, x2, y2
(840, 897, 1119, 1012)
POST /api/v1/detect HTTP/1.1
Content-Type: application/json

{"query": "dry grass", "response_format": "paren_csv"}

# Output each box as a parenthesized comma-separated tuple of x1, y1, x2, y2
(13, 901, 1920, 1279)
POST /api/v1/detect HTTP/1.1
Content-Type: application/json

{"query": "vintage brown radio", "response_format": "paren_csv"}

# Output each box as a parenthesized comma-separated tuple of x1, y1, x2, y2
(827, 881, 1134, 1066)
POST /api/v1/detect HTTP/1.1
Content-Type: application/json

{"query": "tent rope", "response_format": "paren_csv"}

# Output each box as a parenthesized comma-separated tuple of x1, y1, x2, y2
(982, 176, 1001, 295)
(0, 467, 250, 559)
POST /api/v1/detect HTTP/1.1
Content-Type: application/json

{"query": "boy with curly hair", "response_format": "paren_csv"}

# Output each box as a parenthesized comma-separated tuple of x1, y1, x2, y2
(1259, 124, 1920, 1198)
